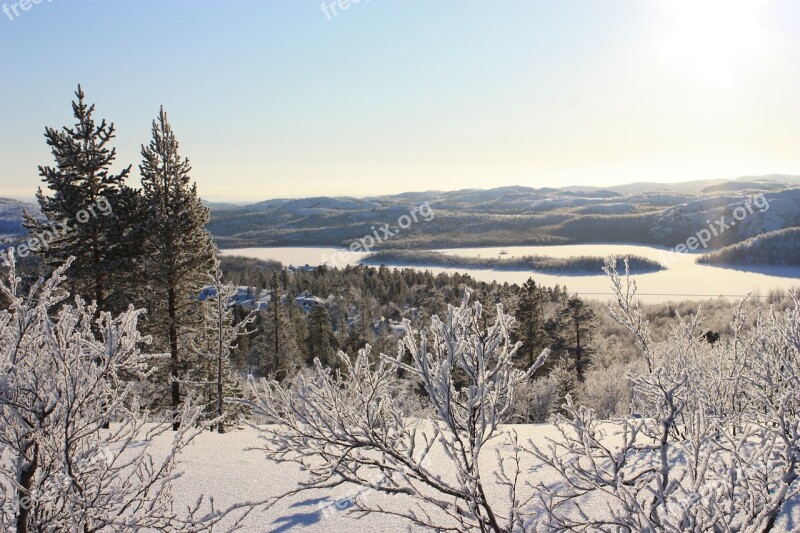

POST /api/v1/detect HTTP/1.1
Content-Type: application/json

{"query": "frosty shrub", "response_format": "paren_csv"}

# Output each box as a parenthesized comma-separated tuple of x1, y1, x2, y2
(0, 251, 250, 532)
(248, 292, 549, 532)
(531, 257, 800, 532)
(578, 362, 633, 420)
(509, 375, 559, 423)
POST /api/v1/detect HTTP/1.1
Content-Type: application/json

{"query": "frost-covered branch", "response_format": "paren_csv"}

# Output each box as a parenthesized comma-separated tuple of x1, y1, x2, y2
(0, 250, 253, 532)
(247, 292, 548, 532)
(531, 257, 800, 532)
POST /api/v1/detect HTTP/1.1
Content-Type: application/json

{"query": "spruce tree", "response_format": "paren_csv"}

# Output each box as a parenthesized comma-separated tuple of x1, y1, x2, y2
(25, 85, 140, 314)
(306, 305, 339, 367)
(512, 278, 546, 367)
(138, 107, 216, 429)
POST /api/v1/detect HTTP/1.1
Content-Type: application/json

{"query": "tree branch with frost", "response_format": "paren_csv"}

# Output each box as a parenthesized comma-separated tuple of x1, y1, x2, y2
(531, 258, 800, 533)
(0, 250, 256, 532)
(247, 292, 548, 532)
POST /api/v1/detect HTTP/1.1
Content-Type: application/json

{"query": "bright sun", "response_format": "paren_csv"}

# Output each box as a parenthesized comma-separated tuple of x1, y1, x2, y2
(652, 0, 773, 88)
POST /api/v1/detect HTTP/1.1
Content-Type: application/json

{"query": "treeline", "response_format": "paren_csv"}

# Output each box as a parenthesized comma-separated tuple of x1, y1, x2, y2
(362, 249, 665, 275)
(220, 256, 606, 420)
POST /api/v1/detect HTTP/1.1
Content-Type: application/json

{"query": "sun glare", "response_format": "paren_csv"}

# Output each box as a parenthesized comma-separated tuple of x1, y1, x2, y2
(652, 0, 773, 88)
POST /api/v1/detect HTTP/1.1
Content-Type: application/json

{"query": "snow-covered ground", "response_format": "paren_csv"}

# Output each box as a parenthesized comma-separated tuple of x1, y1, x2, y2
(166, 425, 800, 532)
(168, 424, 556, 532)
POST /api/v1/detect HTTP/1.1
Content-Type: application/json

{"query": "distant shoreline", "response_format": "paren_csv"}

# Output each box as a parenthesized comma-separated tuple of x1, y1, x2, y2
(361, 250, 665, 276)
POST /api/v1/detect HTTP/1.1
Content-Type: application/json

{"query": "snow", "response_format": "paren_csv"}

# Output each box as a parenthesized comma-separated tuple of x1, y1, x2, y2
(165, 424, 800, 532)
(167, 424, 551, 532)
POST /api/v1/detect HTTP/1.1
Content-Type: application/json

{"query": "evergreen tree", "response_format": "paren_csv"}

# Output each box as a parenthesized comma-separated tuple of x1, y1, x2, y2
(191, 264, 255, 433)
(550, 352, 578, 414)
(512, 278, 546, 367)
(25, 85, 140, 314)
(259, 273, 302, 379)
(306, 305, 339, 367)
(342, 326, 367, 357)
(558, 295, 596, 382)
(290, 304, 309, 363)
(138, 107, 216, 429)
(268, 273, 281, 368)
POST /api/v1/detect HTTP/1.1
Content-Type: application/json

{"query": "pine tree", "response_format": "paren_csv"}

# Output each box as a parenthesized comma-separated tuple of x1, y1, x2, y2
(549, 352, 578, 415)
(342, 326, 367, 357)
(138, 107, 217, 429)
(191, 264, 256, 433)
(306, 305, 339, 367)
(512, 278, 546, 367)
(25, 85, 140, 314)
(558, 295, 596, 382)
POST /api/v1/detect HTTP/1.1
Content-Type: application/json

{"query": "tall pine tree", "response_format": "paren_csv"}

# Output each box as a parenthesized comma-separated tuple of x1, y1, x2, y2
(138, 107, 216, 429)
(558, 296, 596, 383)
(512, 278, 546, 367)
(25, 85, 140, 314)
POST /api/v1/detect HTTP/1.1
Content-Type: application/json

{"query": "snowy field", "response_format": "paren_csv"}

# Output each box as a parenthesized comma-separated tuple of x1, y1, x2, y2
(166, 425, 800, 532)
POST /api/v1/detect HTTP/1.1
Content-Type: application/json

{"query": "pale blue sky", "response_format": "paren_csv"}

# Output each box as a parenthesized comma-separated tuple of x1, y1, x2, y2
(1, 0, 799, 200)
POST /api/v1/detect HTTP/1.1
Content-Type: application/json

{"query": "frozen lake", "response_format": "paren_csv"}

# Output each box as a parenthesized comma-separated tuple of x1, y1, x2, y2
(219, 244, 800, 303)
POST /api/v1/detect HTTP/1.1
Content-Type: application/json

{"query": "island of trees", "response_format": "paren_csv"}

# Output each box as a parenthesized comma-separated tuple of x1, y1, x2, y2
(362, 249, 665, 275)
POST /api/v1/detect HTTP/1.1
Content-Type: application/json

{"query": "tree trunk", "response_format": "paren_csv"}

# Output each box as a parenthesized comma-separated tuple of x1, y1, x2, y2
(217, 302, 225, 433)
(575, 318, 583, 382)
(217, 353, 224, 433)
(169, 287, 180, 431)
(16, 441, 38, 533)
(273, 306, 279, 372)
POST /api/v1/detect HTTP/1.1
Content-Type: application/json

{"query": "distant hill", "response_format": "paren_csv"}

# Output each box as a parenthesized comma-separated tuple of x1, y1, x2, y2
(735, 174, 800, 185)
(606, 180, 729, 195)
(701, 181, 785, 193)
(0, 198, 38, 242)
(203, 200, 244, 210)
(205, 183, 800, 251)
(698, 227, 800, 267)
(5, 177, 800, 256)
(701, 175, 800, 194)
(606, 175, 800, 195)
(649, 188, 800, 250)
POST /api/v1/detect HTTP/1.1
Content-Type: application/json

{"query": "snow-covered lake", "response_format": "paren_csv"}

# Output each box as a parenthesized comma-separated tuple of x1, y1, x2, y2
(219, 245, 800, 303)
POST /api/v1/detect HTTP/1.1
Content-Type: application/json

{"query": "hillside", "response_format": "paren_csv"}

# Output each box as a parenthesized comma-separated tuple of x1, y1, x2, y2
(4, 178, 800, 255)
(0, 198, 38, 242)
(698, 227, 800, 267)
(206, 178, 800, 251)
(648, 188, 800, 250)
